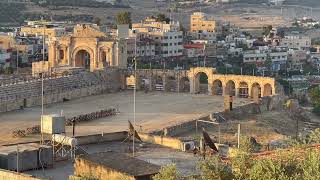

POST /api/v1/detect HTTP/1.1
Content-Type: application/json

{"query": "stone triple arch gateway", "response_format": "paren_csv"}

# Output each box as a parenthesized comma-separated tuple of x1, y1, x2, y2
(129, 67, 275, 98)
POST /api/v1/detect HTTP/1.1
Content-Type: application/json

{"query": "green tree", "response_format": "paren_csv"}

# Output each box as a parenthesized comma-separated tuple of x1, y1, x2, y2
(264, 56, 273, 72)
(93, 17, 101, 26)
(198, 156, 234, 180)
(309, 128, 320, 143)
(231, 152, 253, 179)
(300, 150, 320, 179)
(115, 11, 132, 28)
(239, 136, 261, 154)
(155, 14, 170, 24)
(153, 164, 181, 180)
(309, 87, 320, 115)
(263, 25, 273, 36)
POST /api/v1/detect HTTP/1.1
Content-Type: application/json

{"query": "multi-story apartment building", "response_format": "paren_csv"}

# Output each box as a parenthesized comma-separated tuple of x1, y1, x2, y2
(127, 38, 156, 58)
(20, 20, 68, 38)
(183, 43, 205, 58)
(269, 51, 288, 71)
(189, 31, 216, 44)
(0, 33, 47, 64)
(280, 35, 311, 50)
(190, 12, 216, 33)
(132, 18, 183, 58)
(243, 50, 268, 64)
(288, 50, 307, 71)
(243, 49, 288, 71)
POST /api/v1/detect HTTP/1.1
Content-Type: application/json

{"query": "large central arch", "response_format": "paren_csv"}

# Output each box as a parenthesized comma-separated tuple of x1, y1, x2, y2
(194, 72, 209, 94)
(72, 46, 94, 70)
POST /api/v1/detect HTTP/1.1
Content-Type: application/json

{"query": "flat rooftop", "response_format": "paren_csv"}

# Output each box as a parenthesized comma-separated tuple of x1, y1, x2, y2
(78, 152, 160, 177)
(0, 91, 251, 145)
(26, 141, 200, 180)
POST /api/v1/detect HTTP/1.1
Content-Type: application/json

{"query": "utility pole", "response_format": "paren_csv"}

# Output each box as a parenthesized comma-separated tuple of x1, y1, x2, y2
(133, 31, 137, 157)
(237, 124, 241, 149)
(16, 47, 19, 75)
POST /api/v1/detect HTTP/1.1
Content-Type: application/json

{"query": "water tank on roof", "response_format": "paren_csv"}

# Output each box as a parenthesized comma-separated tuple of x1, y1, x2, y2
(41, 114, 65, 134)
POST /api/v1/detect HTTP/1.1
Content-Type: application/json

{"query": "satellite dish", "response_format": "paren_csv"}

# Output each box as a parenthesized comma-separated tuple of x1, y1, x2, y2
(202, 128, 218, 152)
(128, 121, 142, 142)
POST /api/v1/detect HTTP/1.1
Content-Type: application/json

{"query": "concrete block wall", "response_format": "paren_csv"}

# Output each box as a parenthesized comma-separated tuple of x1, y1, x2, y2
(76, 131, 128, 145)
(139, 133, 184, 150)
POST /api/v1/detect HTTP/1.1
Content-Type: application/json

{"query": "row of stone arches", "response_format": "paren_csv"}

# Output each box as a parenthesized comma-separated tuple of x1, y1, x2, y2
(126, 73, 273, 98)
(126, 69, 274, 98)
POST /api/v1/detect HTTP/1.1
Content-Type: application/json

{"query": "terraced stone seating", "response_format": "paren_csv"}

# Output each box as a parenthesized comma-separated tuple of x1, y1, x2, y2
(0, 71, 109, 103)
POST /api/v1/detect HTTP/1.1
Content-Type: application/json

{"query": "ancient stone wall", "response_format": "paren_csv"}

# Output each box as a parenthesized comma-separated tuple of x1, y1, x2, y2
(0, 69, 123, 113)
(149, 95, 287, 137)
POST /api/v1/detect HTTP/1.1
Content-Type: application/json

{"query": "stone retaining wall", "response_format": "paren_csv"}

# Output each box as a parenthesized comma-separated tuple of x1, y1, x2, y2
(0, 169, 47, 180)
(150, 95, 287, 137)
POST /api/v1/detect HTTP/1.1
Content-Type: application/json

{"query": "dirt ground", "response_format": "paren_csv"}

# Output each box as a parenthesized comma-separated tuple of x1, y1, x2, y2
(0, 91, 251, 145)
(20, 1, 320, 29)
(176, 109, 320, 146)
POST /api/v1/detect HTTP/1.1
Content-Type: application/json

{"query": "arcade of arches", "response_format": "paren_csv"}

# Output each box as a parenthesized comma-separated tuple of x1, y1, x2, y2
(128, 67, 275, 98)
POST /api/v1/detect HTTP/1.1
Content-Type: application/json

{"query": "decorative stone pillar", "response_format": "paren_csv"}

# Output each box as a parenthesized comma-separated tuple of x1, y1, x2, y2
(260, 85, 265, 97)
(248, 85, 252, 98)
(235, 83, 240, 97)
(62, 47, 68, 65)
(162, 74, 167, 92)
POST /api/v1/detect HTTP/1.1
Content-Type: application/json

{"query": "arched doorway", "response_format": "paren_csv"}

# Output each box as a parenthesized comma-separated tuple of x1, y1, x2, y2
(263, 83, 272, 96)
(166, 76, 176, 92)
(194, 72, 208, 94)
(212, 79, 223, 96)
(126, 75, 135, 89)
(75, 50, 91, 69)
(225, 80, 236, 96)
(251, 83, 261, 98)
(238, 82, 249, 98)
(179, 77, 190, 92)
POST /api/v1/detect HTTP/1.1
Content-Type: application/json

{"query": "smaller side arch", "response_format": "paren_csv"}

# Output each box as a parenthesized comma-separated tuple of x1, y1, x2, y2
(179, 76, 190, 93)
(238, 81, 249, 98)
(263, 83, 273, 96)
(212, 79, 223, 96)
(251, 82, 261, 98)
(225, 80, 236, 96)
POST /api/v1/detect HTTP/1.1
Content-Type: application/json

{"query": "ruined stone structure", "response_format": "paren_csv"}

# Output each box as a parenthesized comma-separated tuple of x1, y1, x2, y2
(0, 67, 275, 113)
(129, 67, 276, 98)
(33, 24, 127, 75)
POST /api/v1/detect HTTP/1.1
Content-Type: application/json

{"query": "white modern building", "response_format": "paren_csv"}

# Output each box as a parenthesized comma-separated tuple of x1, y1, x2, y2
(280, 35, 311, 50)
(132, 18, 183, 58)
